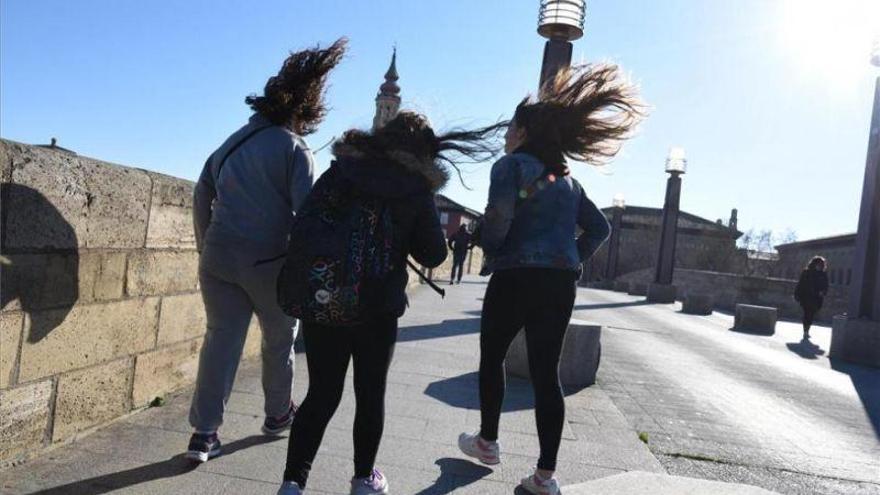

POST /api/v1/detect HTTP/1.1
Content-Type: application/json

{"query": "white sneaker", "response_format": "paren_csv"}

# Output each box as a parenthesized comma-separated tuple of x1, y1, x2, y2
(350, 468, 389, 495)
(276, 481, 303, 495)
(520, 472, 561, 495)
(457, 431, 501, 465)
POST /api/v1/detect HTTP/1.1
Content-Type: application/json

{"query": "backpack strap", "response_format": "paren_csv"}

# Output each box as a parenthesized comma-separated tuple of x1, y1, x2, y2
(406, 259, 446, 298)
(213, 125, 272, 182)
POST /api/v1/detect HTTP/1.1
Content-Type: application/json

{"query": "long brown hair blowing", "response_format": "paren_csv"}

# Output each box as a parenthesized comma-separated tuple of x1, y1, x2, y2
(334, 111, 505, 190)
(246, 38, 348, 135)
(514, 63, 646, 174)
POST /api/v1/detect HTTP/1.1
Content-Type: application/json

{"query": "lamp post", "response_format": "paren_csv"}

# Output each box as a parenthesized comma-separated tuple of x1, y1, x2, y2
(537, 0, 586, 89)
(830, 42, 880, 367)
(647, 148, 687, 303)
(605, 193, 626, 281)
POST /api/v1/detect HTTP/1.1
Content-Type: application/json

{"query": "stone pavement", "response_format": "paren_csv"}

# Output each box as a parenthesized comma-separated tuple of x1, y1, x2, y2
(1, 277, 663, 494)
(580, 287, 880, 495)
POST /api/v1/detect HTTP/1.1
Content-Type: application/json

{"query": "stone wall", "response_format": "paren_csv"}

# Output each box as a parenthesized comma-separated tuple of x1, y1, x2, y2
(0, 139, 264, 465)
(615, 268, 848, 322)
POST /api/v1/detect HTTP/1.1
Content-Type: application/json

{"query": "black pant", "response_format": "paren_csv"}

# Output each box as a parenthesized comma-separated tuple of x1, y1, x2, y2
(802, 303, 821, 333)
(283, 316, 398, 486)
(478, 268, 576, 471)
(451, 253, 467, 282)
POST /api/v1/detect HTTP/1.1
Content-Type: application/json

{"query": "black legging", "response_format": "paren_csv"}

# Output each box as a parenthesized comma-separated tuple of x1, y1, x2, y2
(283, 316, 397, 487)
(451, 253, 467, 282)
(802, 303, 821, 333)
(479, 268, 576, 471)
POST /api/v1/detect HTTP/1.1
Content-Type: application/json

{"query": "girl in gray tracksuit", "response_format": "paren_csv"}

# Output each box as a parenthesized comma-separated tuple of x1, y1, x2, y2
(185, 38, 347, 463)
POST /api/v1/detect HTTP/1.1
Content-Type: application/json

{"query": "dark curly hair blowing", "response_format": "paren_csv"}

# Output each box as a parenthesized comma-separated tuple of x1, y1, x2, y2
(335, 111, 505, 189)
(513, 63, 646, 174)
(245, 38, 347, 135)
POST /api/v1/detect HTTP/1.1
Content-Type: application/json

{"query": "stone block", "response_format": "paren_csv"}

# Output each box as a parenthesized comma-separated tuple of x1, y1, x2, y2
(830, 316, 880, 367)
(145, 173, 196, 249)
(507, 319, 602, 390)
(53, 358, 133, 442)
(157, 293, 206, 345)
(132, 338, 203, 406)
(627, 282, 648, 296)
(126, 250, 199, 296)
(682, 293, 714, 315)
(3, 140, 151, 249)
(612, 280, 630, 292)
(1, 252, 127, 313)
(733, 304, 777, 335)
(1, 311, 23, 388)
(0, 139, 12, 183)
(243, 318, 263, 359)
(647, 283, 677, 303)
(18, 298, 160, 382)
(0, 379, 52, 462)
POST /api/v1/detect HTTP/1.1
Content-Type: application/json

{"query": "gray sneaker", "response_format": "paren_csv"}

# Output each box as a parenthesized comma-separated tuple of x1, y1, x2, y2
(276, 480, 303, 495)
(350, 468, 389, 495)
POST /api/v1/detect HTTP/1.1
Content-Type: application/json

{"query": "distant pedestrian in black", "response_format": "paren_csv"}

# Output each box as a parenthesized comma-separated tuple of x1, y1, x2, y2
(448, 224, 473, 284)
(794, 256, 829, 340)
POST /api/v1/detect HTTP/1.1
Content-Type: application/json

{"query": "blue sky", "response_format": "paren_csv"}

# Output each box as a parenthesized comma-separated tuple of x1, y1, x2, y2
(2, 0, 879, 242)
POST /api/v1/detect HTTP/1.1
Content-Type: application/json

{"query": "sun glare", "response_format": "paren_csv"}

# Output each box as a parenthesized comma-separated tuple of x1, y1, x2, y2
(778, 0, 880, 88)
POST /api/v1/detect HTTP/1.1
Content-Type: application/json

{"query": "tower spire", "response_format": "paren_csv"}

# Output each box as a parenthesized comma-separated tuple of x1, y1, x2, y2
(373, 47, 401, 130)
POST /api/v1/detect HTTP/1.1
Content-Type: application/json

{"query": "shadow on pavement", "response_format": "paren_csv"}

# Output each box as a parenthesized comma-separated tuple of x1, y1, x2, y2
(830, 359, 880, 440)
(425, 371, 576, 412)
(398, 318, 481, 343)
(785, 338, 826, 359)
(412, 458, 492, 495)
(574, 300, 653, 311)
(29, 435, 283, 495)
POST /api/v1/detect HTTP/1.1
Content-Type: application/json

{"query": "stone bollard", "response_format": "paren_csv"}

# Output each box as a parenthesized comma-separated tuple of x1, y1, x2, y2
(733, 304, 777, 335)
(627, 282, 648, 296)
(647, 283, 677, 303)
(682, 293, 714, 315)
(612, 280, 630, 292)
(506, 319, 602, 390)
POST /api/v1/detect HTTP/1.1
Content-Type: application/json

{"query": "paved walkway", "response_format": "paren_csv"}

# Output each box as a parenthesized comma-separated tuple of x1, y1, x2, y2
(582, 288, 880, 495)
(1, 278, 662, 494)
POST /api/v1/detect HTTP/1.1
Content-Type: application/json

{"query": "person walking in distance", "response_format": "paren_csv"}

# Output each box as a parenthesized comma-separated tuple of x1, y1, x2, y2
(186, 39, 347, 463)
(276, 112, 503, 495)
(794, 256, 829, 340)
(448, 224, 473, 284)
(458, 64, 644, 495)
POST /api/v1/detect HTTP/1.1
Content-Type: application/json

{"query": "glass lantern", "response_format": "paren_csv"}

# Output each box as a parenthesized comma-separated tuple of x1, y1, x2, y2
(665, 147, 687, 174)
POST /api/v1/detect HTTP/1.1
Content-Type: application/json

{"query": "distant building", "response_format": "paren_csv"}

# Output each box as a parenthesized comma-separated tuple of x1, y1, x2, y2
(585, 206, 743, 281)
(435, 194, 481, 239)
(774, 233, 857, 287)
(373, 49, 401, 131)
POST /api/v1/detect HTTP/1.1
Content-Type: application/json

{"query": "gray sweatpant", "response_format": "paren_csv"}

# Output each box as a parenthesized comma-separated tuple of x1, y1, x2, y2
(189, 241, 297, 433)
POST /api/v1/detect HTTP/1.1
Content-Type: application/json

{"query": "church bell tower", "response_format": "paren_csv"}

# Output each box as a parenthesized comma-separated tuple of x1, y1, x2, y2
(372, 48, 401, 131)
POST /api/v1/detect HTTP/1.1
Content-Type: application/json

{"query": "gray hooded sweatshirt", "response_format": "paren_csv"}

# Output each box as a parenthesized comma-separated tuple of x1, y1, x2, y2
(193, 114, 314, 255)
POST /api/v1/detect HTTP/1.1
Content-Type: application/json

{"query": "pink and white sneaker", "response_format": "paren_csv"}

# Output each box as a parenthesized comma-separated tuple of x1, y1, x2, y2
(350, 468, 389, 495)
(457, 431, 501, 465)
(520, 471, 561, 495)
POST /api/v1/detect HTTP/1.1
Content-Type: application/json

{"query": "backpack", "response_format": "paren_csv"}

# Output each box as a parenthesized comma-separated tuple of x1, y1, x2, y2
(277, 164, 396, 326)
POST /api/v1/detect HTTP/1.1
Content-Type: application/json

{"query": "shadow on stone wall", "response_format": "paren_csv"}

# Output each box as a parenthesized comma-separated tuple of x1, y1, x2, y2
(1, 183, 79, 342)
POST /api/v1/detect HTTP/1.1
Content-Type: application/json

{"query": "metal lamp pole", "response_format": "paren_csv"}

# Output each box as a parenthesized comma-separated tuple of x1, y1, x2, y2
(831, 44, 880, 367)
(537, 1, 586, 89)
(647, 148, 687, 303)
(605, 193, 626, 281)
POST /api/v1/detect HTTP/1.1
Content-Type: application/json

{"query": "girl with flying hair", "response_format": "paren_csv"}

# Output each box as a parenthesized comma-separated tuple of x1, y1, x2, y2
(458, 63, 645, 495)
(187, 39, 346, 463)
(277, 111, 504, 495)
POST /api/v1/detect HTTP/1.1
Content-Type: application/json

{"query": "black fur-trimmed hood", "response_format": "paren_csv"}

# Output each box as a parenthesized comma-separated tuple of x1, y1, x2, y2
(331, 140, 448, 197)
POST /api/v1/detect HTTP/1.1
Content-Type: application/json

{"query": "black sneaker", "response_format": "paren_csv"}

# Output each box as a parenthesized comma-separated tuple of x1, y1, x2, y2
(262, 402, 297, 435)
(185, 432, 221, 463)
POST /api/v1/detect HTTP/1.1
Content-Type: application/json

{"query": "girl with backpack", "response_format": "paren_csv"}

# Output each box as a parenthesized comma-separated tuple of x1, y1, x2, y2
(457, 64, 645, 495)
(276, 112, 503, 495)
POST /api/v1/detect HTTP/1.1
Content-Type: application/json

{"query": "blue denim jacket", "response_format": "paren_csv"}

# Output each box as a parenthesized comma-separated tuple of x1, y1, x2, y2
(480, 152, 610, 274)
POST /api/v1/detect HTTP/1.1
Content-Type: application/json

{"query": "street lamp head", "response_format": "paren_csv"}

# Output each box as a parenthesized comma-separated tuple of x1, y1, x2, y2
(665, 147, 687, 174)
(538, 0, 586, 41)
(612, 193, 626, 209)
